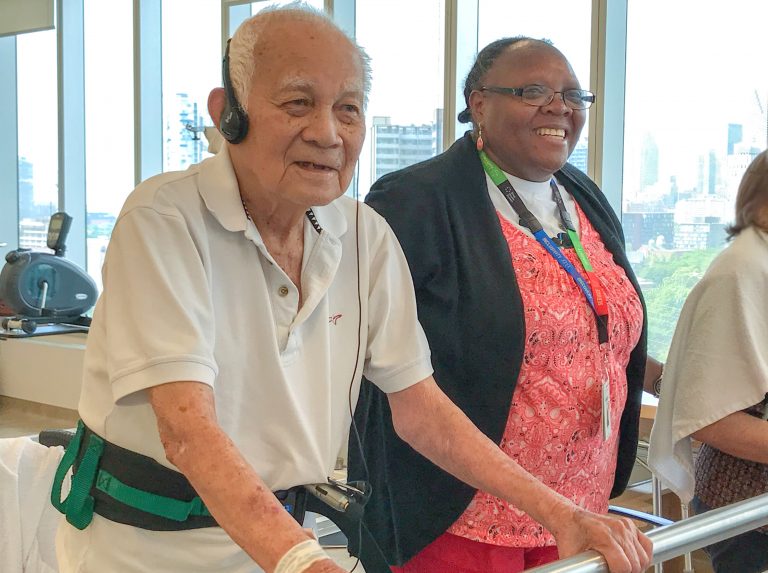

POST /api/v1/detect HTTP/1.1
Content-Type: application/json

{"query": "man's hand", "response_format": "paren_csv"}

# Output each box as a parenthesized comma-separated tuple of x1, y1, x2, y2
(552, 509, 653, 573)
(304, 560, 347, 573)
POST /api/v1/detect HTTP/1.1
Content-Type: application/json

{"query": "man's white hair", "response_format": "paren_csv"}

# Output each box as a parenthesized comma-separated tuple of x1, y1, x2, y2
(228, 1, 372, 112)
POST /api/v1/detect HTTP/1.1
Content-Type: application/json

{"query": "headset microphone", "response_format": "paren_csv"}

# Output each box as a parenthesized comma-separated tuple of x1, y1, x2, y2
(220, 38, 249, 144)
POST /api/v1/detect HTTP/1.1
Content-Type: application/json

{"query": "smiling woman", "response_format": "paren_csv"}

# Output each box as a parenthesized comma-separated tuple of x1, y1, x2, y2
(350, 36, 656, 573)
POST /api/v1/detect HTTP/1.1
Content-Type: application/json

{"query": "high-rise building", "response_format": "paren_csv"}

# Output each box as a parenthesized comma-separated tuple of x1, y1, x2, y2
(727, 123, 743, 155)
(164, 93, 205, 171)
(17, 156, 58, 249)
(19, 219, 48, 250)
(371, 116, 439, 182)
(696, 150, 720, 196)
(569, 139, 588, 174)
(673, 195, 730, 250)
(19, 157, 34, 220)
(623, 211, 674, 251)
(707, 150, 718, 195)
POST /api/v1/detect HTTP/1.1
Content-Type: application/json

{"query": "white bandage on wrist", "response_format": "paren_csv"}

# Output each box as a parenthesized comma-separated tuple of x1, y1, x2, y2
(274, 539, 328, 573)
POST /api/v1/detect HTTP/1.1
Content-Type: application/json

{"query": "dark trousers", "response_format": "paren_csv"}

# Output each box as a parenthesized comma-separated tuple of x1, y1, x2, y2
(691, 497, 768, 573)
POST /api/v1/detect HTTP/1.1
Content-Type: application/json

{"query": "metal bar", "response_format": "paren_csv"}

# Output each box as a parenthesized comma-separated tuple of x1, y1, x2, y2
(681, 502, 693, 573)
(651, 476, 663, 573)
(527, 492, 768, 573)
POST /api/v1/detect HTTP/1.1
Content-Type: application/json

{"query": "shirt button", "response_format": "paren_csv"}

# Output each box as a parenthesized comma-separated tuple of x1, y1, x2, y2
(278, 285, 290, 297)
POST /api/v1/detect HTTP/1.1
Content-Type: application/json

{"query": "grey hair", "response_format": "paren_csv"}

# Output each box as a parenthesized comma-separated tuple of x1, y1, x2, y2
(228, 1, 372, 112)
(725, 149, 768, 239)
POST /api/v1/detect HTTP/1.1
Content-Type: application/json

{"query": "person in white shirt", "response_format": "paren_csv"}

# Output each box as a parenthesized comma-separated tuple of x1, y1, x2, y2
(649, 149, 768, 573)
(53, 5, 651, 573)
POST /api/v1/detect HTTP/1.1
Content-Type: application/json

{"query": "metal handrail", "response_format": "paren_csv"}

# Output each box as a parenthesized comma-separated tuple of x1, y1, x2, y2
(528, 492, 768, 573)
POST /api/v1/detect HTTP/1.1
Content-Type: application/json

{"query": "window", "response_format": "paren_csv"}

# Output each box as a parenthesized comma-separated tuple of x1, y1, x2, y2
(84, 0, 134, 288)
(226, 1, 325, 37)
(162, 0, 221, 172)
(623, 0, 768, 358)
(355, 0, 445, 198)
(5, 0, 766, 350)
(16, 29, 58, 250)
(477, 0, 592, 174)
(249, 0, 323, 11)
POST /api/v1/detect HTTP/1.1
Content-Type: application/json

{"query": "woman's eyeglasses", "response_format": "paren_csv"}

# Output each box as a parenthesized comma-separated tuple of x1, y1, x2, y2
(480, 84, 596, 110)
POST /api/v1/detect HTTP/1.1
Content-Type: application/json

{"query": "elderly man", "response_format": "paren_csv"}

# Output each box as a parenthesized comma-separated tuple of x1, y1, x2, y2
(52, 5, 650, 573)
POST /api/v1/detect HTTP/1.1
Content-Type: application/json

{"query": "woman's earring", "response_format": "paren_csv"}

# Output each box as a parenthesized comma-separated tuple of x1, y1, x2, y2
(476, 126, 484, 152)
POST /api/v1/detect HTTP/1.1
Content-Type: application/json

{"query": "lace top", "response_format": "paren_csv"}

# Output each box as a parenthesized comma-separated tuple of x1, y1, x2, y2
(448, 202, 643, 547)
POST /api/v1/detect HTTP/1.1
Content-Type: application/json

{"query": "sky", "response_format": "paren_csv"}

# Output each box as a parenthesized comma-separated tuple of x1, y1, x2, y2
(623, 1, 768, 197)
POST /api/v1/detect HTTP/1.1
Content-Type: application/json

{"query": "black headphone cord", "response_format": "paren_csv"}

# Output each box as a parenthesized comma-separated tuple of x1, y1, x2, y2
(346, 199, 369, 573)
(347, 199, 369, 481)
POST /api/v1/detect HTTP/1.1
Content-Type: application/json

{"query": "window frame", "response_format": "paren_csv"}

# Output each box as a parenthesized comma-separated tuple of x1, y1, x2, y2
(0, 36, 19, 260)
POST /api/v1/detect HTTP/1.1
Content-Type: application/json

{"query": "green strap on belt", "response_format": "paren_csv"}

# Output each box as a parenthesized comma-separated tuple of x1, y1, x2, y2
(51, 420, 211, 528)
(95, 469, 211, 521)
(50, 420, 104, 530)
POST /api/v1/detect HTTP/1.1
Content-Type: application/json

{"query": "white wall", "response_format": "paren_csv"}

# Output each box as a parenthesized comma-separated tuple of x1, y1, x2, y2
(0, 333, 85, 409)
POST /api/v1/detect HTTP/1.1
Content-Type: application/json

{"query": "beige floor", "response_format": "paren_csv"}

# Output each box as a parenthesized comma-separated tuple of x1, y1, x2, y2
(1, 396, 717, 572)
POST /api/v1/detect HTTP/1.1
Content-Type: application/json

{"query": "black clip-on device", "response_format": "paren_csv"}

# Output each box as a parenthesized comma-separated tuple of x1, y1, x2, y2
(304, 478, 370, 522)
(277, 478, 369, 527)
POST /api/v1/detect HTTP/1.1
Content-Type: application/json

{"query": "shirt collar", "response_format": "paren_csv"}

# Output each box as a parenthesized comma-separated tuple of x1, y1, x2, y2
(198, 144, 248, 233)
(197, 144, 349, 240)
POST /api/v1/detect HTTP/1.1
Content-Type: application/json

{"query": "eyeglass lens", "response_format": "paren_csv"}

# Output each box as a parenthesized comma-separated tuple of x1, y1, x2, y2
(521, 86, 593, 109)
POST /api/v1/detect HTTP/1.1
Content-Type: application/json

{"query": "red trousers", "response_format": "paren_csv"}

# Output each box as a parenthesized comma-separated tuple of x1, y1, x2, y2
(391, 532, 559, 573)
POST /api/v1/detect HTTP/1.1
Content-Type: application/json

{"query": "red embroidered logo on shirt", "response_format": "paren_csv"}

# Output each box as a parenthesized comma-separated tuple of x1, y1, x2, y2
(329, 314, 342, 325)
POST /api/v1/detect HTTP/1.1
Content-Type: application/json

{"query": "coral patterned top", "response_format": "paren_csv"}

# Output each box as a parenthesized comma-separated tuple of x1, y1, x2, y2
(447, 202, 643, 548)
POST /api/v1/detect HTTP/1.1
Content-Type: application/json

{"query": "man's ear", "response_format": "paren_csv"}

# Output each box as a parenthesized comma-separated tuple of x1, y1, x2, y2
(208, 88, 227, 130)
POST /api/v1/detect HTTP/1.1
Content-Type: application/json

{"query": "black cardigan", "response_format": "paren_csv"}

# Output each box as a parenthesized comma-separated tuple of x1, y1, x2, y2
(349, 133, 648, 568)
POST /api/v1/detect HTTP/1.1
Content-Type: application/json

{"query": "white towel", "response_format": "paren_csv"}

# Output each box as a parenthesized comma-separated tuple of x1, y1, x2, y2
(0, 436, 65, 573)
(648, 227, 768, 502)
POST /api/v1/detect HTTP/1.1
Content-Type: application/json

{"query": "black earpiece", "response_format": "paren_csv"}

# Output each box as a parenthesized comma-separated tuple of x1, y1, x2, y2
(220, 39, 249, 144)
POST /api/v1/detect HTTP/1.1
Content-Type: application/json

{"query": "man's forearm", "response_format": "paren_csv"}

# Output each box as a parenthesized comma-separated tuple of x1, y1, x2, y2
(168, 422, 312, 570)
(149, 382, 330, 573)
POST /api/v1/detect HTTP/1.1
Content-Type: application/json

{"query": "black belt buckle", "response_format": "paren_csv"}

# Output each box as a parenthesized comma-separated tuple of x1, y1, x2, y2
(274, 488, 307, 525)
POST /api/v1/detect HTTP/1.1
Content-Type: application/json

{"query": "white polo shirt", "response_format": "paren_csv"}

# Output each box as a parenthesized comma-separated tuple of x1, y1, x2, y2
(59, 146, 432, 572)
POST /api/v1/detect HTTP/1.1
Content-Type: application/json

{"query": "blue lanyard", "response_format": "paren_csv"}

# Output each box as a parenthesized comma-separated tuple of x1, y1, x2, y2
(479, 151, 609, 343)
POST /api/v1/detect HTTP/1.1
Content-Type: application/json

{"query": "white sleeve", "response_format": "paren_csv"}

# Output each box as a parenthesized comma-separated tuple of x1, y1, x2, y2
(649, 241, 768, 501)
(362, 218, 433, 393)
(100, 205, 218, 402)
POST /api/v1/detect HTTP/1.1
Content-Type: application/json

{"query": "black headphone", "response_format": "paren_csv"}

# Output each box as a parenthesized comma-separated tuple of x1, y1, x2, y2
(220, 39, 249, 144)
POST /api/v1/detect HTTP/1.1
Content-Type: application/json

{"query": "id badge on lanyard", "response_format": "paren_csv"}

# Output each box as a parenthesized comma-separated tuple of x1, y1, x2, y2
(600, 346, 612, 441)
(478, 150, 610, 342)
(479, 150, 614, 439)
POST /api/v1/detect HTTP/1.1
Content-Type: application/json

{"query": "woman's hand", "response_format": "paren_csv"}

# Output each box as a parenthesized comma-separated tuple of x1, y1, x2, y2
(552, 509, 653, 573)
(388, 379, 654, 572)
